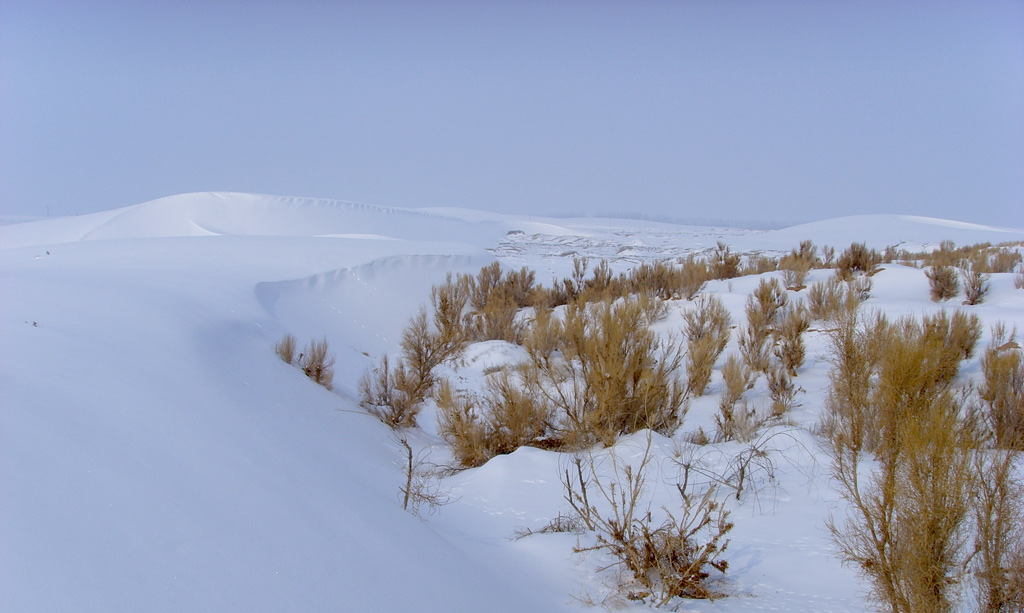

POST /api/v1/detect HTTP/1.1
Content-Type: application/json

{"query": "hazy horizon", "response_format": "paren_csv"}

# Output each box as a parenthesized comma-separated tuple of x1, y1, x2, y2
(2, 1, 1022, 227)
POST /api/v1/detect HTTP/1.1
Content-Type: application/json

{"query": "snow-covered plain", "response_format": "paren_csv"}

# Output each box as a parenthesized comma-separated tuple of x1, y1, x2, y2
(2, 192, 1023, 611)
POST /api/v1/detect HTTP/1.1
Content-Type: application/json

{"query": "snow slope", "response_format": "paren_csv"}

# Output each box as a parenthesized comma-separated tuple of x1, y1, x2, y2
(2, 192, 1022, 611)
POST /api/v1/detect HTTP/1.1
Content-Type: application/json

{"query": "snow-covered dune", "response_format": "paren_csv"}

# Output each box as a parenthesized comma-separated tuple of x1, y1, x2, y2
(0, 192, 509, 249)
(759, 213, 1024, 252)
(2, 193, 1022, 611)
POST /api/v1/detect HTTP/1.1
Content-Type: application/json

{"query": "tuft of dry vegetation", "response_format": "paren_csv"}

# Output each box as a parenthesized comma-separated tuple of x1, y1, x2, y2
(778, 240, 818, 290)
(773, 305, 810, 377)
(273, 333, 297, 364)
(564, 438, 733, 606)
(709, 241, 740, 280)
(682, 294, 731, 397)
(926, 265, 960, 301)
(977, 324, 1024, 451)
(299, 337, 335, 390)
(738, 277, 787, 376)
(960, 263, 991, 305)
(835, 242, 882, 280)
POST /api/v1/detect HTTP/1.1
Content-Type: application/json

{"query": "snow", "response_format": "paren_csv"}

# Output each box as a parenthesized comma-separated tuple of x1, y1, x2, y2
(2, 192, 1022, 611)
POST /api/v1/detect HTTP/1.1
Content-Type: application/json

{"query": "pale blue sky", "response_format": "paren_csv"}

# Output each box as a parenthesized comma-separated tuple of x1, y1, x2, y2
(2, 1, 1022, 227)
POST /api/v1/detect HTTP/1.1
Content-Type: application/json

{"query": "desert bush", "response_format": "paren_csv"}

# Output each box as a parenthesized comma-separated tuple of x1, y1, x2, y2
(738, 278, 787, 375)
(961, 264, 991, 305)
(682, 295, 731, 397)
(835, 242, 881, 280)
(716, 355, 757, 442)
(677, 255, 710, 300)
(818, 309, 890, 454)
(273, 333, 297, 364)
(435, 368, 553, 466)
(926, 265, 960, 301)
(470, 283, 525, 343)
(564, 439, 732, 605)
(467, 261, 504, 311)
(806, 276, 862, 322)
(972, 450, 1024, 612)
(824, 310, 987, 612)
(709, 241, 740, 280)
(435, 379, 489, 467)
(505, 266, 537, 307)
(527, 297, 687, 448)
(297, 337, 335, 390)
(986, 247, 1022, 274)
(927, 309, 982, 363)
(522, 300, 560, 366)
(581, 259, 619, 303)
(773, 305, 809, 376)
(779, 243, 816, 290)
(628, 257, 708, 301)
(399, 309, 453, 405)
(978, 324, 1024, 450)
(766, 366, 798, 417)
(740, 253, 778, 276)
(827, 371, 975, 612)
(396, 437, 453, 517)
(360, 355, 423, 428)
(822, 245, 836, 268)
(480, 367, 553, 456)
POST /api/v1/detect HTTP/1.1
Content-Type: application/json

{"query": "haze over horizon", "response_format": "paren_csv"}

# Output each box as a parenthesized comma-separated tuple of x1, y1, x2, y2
(2, 0, 1022, 227)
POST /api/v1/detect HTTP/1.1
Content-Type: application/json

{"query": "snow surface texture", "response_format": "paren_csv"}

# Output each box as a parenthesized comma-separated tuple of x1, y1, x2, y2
(2, 192, 1023, 611)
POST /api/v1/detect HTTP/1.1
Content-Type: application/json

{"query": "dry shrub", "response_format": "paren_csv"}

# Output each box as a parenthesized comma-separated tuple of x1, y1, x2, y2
(828, 376, 975, 612)
(274, 333, 297, 364)
(627, 257, 708, 301)
(581, 259, 620, 303)
(779, 243, 816, 290)
(740, 253, 778, 276)
(523, 301, 561, 368)
(441, 294, 687, 460)
(960, 264, 991, 305)
(360, 355, 422, 428)
(806, 276, 863, 322)
(822, 245, 836, 268)
(677, 255, 710, 300)
(298, 337, 335, 390)
(480, 367, 552, 456)
(773, 305, 810, 376)
(361, 280, 472, 427)
(526, 297, 687, 448)
(716, 355, 757, 442)
(738, 277, 787, 375)
(986, 247, 1023, 273)
(926, 265, 960, 301)
(435, 380, 489, 467)
(709, 241, 740, 280)
(505, 266, 537, 307)
(467, 261, 504, 311)
(470, 283, 525, 343)
(766, 366, 797, 417)
(978, 324, 1024, 450)
(397, 437, 453, 517)
(972, 450, 1024, 612)
(835, 242, 881, 280)
(435, 368, 553, 467)
(1017, 266, 1024, 290)
(682, 295, 731, 397)
(824, 309, 984, 612)
(564, 439, 732, 605)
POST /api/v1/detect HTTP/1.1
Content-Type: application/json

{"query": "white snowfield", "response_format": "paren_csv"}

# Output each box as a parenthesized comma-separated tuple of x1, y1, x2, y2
(2, 192, 1022, 611)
